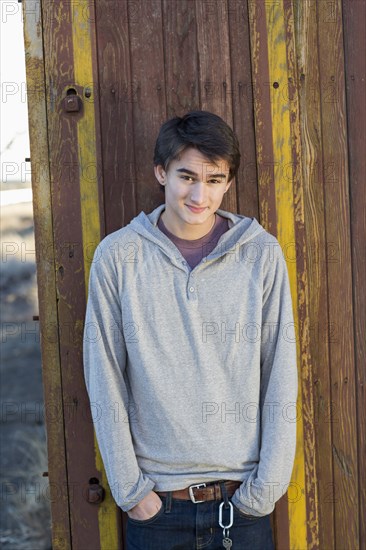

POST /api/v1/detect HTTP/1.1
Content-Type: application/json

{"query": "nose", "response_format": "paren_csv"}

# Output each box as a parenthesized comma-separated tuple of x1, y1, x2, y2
(190, 181, 207, 204)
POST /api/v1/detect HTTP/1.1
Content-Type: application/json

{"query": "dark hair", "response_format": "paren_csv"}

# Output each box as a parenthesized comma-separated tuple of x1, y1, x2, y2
(153, 111, 240, 181)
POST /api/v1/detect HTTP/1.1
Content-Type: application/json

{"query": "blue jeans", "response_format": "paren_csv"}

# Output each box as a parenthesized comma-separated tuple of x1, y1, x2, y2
(126, 492, 275, 549)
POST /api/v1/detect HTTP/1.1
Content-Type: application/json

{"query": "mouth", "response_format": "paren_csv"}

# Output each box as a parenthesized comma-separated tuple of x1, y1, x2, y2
(185, 205, 207, 213)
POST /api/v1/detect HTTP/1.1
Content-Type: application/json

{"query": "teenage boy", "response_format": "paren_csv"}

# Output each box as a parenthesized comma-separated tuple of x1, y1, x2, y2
(83, 111, 298, 549)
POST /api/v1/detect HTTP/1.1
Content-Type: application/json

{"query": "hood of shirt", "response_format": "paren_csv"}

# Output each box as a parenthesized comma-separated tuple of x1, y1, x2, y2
(129, 203, 266, 268)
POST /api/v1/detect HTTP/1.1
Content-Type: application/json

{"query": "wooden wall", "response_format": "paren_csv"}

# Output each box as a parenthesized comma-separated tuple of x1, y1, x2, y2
(295, 1, 365, 548)
(22, 0, 365, 548)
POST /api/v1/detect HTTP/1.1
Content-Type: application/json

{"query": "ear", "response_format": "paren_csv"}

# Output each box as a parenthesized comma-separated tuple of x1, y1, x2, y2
(224, 178, 233, 193)
(154, 165, 166, 186)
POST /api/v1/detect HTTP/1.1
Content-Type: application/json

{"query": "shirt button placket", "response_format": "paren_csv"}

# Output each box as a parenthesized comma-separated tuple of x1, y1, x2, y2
(187, 277, 197, 300)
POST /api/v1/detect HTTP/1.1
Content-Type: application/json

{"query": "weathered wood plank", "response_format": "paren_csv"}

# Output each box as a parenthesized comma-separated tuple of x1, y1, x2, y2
(264, 1, 307, 547)
(284, 2, 320, 548)
(342, 1, 366, 548)
(249, 1, 312, 548)
(128, 0, 167, 214)
(96, 0, 137, 234)
(162, 0, 200, 117)
(195, 0, 236, 213)
(41, 1, 98, 545)
(293, 1, 336, 548)
(71, 1, 123, 548)
(41, 0, 121, 547)
(22, 2, 71, 548)
(228, 0, 259, 219)
(317, 0, 359, 547)
(247, 0, 278, 234)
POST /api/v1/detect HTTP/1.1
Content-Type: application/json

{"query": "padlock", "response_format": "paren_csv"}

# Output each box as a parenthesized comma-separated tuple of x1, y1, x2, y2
(62, 93, 82, 113)
(87, 482, 105, 504)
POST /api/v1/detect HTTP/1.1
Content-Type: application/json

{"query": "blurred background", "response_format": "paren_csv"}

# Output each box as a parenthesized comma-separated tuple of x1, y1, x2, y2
(1, 5, 52, 549)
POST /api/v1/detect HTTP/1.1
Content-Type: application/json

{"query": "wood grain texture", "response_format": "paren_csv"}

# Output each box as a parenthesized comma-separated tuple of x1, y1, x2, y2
(228, 0, 259, 219)
(342, 0, 366, 548)
(247, 6, 282, 542)
(317, 0, 359, 547)
(247, 0, 278, 234)
(40, 0, 118, 547)
(95, 0, 137, 234)
(128, 0, 167, 215)
(284, 2, 319, 548)
(71, 1, 122, 548)
(265, 1, 308, 547)
(162, 0, 200, 117)
(195, 0, 236, 213)
(294, 1, 336, 548)
(22, 2, 71, 548)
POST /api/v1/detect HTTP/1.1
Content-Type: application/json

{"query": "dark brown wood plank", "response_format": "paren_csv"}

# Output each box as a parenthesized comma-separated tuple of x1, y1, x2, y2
(228, 0, 259, 219)
(96, 0, 137, 234)
(317, 0, 359, 547)
(162, 0, 200, 117)
(128, 0, 167, 214)
(247, 0, 278, 235)
(195, 0, 236, 213)
(342, 1, 366, 548)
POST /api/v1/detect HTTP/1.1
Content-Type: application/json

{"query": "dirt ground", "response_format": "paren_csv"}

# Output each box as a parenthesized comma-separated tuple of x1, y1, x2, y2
(0, 199, 52, 549)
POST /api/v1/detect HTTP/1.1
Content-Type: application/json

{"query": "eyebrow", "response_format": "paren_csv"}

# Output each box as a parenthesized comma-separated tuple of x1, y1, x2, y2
(176, 168, 227, 178)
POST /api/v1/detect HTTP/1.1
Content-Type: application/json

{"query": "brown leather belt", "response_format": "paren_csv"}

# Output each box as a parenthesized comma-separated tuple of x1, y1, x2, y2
(156, 480, 241, 503)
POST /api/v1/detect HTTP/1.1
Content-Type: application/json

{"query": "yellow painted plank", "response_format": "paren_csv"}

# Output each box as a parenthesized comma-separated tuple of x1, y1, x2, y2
(70, 6, 101, 290)
(71, 4, 120, 549)
(265, 2, 307, 549)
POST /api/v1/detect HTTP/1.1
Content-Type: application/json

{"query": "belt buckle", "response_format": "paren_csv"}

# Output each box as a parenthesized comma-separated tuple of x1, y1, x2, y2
(188, 483, 207, 503)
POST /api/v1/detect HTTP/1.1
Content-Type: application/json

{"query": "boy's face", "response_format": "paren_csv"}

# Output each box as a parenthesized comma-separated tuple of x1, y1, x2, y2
(154, 147, 232, 239)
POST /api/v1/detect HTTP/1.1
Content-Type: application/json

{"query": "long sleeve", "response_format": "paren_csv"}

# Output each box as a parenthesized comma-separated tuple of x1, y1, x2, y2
(83, 241, 155, 512)
(231, 244, 299, 516)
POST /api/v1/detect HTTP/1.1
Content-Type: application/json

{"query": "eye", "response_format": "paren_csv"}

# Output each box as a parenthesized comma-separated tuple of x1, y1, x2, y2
(181, 175, 194, 182)
(208, 178, 223, 184)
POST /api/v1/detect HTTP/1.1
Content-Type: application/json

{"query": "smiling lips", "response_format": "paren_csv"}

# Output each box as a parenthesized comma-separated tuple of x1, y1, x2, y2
(186, 205, 207, 213)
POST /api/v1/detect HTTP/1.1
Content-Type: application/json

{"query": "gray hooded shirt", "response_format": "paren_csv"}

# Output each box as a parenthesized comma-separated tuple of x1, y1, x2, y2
(83, 203, 298, 516)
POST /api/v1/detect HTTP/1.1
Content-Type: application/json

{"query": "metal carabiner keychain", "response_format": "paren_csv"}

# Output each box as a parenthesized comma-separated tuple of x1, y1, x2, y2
(219, 500, 234, 549)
